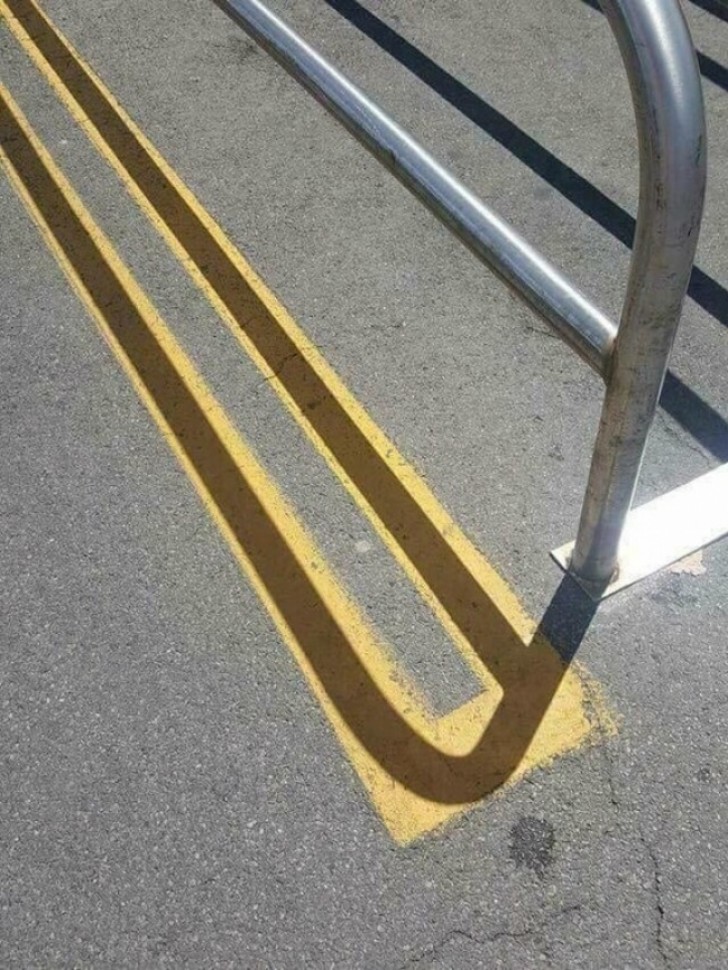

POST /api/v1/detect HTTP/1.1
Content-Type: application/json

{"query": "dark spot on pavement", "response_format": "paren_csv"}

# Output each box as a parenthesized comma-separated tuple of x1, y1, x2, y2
(509, 816, 555, 878)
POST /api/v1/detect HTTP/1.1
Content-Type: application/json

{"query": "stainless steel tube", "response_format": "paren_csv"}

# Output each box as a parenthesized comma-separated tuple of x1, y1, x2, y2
(570, 0, 707, 589)
(211, 0, 616, 374)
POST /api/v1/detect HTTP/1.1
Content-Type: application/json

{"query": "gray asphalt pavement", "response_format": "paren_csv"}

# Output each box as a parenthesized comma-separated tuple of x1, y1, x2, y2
(1, 0, 727, 967)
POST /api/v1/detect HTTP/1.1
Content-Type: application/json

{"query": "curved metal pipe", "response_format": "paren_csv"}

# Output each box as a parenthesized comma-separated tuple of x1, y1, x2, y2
(570, 0, 707, 589)
(210, 0, 706, 594)
(211, 0, 616, 373)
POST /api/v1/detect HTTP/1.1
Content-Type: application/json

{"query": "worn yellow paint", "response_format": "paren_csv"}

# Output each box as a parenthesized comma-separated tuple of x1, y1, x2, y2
(1, 9, 615, 844)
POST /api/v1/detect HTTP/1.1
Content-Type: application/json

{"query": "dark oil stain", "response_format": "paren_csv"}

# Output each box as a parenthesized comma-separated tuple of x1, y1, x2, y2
(509, 816, 555, 878)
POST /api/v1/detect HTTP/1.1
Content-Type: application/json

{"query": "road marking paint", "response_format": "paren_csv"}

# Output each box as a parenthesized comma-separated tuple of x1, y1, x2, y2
(1, 0, 546, 666)
(0, 10, 616, 842)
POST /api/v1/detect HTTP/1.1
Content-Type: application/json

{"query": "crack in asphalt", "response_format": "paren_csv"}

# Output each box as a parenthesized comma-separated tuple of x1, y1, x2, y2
(641, 830, 669, 969)
(396, 903, 584, 968)
(598, 738, 670, 968)
(259, 351, 301, 386)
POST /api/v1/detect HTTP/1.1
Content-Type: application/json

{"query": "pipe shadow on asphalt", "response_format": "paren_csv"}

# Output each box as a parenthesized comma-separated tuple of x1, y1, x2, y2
(323, 0, 728, 463)
(2, 95, 604, 807)
(580, 0, 728, 91)
(688, 0, 728, 26)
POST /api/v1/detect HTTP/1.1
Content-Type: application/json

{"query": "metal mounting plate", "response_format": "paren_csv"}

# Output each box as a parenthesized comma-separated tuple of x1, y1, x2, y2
(552, 463, 728, 599)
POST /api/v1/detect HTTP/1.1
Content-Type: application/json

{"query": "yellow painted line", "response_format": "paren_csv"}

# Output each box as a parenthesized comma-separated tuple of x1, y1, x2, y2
(0, 6, 616, 843)
(0, 0, 541, 665)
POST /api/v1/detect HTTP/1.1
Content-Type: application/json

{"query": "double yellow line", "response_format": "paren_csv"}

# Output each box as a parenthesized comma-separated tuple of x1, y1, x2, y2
(0, 0, 613, 843)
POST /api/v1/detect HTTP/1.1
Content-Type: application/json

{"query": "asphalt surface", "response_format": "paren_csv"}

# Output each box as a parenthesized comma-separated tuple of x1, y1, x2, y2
(1, 0, 727, 967)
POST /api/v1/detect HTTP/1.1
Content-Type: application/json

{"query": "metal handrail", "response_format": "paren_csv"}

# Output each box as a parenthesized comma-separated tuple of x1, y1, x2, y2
(571, 0, 707, 589)
(212, 0, 617, 374)
(211, 0, 707, 596)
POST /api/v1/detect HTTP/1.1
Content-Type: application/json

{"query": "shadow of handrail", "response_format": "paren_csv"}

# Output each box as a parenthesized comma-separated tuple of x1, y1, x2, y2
(1, 92, 603, 806)
(580, 0, 728, 91)
(323, 0, 728, 462)
(689, 0, 728, 24)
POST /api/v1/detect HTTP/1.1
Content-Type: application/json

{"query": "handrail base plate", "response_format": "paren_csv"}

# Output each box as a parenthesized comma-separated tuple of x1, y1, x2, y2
(553, 463, 728, 599)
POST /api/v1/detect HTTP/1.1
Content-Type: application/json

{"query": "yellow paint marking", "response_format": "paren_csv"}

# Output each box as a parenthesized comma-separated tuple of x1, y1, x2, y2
(0, 8, 616, 843)
(0, 0, 543, 667)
